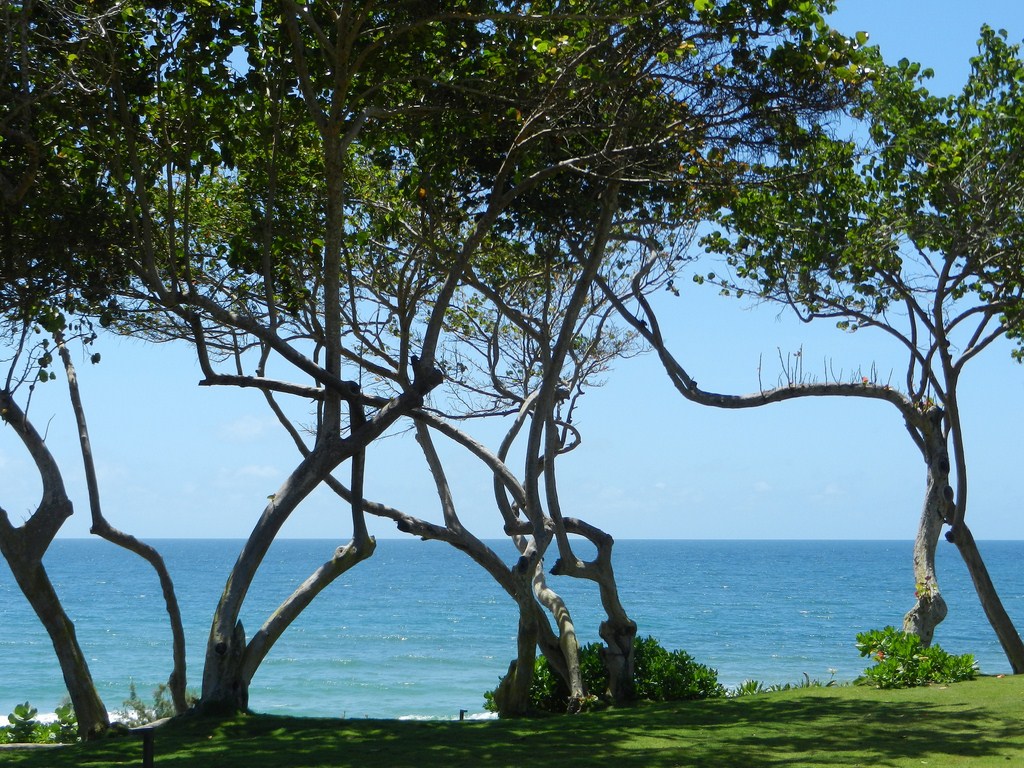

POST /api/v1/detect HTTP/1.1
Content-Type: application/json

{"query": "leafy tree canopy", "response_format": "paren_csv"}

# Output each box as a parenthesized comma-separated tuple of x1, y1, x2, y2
(702, 26, 1024, 369)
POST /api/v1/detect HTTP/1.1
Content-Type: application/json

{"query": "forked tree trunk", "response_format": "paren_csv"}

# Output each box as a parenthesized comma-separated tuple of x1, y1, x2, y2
(551, 521, 637, 704)
(902, 409, 949, 645)
(493, 611, 540, 716)
(0, 544, 111, 738)
(586, 535, 636, 704)
(0, 391, 110, 739)
(199, 438, 360, 712)
(492, 552, 542, 716)
(200, 620, 250, 714)
(600, 617, 637, 703)
(902, 408, 1024, 671)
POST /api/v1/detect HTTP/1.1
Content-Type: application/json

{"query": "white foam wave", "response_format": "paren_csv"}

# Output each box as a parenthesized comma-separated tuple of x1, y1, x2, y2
(397, 711, 497, 722)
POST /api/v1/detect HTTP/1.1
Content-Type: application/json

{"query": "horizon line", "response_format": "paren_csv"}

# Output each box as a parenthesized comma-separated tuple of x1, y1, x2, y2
(45, 536, 1024, 543)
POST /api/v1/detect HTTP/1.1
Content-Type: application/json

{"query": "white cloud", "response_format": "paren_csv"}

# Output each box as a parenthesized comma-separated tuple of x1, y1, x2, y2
(218, 415, 273, 442)
(213, 464, 281, 496)
(231, 464, 280, 480)
(95, 460, 130, 484)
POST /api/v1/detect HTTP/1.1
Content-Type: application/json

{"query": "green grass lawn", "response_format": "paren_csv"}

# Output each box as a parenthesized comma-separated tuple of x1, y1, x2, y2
(4, 676, 1023, 767)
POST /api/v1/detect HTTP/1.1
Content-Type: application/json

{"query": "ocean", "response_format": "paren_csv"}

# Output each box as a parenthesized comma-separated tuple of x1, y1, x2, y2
(2, 539, 1022, 720)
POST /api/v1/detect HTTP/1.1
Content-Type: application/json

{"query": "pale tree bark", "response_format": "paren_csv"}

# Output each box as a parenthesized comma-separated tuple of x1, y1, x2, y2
(940, 359, 1024, 671)
(241, 400, 376, 686)
(530, 555, 586, 710)
(491, 546, 543, 716)
(601, 265, 965, 648)
(57, 340, 190, 712)
(0, 390, 110, 739)
(490, 396, 590, 713)
(901, 407, 949, 644)
(199, 379, 439, 713)
(947, 523, 1024, 671)
(551, 519, 637, 703)
(312, 412, 574, 717)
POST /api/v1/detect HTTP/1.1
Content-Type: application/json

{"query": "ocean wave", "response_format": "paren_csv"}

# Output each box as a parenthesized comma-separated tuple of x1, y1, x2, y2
(31, 711, 124, 726)
(397, 711, 497, 722)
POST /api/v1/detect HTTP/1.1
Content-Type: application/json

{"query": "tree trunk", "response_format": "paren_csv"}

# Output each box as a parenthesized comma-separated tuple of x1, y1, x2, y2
(532, 573, 585, 711)
(902, 409, 949, 645)
(599, 618, 637, 703)
(0, 391, 110, 738)
(493, 609, 540, 716)
(0, 543, 110, 738)
(902, 408, 1024, 671)
(492, 554, 541, 717)
(198, 620, 250, 715)
(198, 439, 360, 712)
(948, 522, 1024, 673)
(551, 521, 638, 703)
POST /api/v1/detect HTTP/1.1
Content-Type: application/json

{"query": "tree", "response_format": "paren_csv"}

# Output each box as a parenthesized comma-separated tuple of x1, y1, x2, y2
(0, 344, 111, 739)
(110, 1, 452, 707)
(1, 0, 189, 733)
(375, 0, 866, 711)
(410, 189, 644, 713)
(182, 2, 664, 714)
(91, 0, 668, 711)
(377, 0, 864, 710)
(611, 26, 1024, 669)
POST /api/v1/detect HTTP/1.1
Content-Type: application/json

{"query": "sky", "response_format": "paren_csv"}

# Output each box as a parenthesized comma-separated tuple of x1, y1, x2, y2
(4, 1, 1024, 543)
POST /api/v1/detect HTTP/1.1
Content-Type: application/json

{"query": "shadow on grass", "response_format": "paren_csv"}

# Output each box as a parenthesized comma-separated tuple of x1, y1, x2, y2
(4, 683, 1021, 768)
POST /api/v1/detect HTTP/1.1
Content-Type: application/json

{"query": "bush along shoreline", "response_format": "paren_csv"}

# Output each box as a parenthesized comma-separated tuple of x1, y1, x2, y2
(483, 630, 981, 716)
(855, 626, 978, 688)
(0, 683, 195, 746)
(0, 703, 77, 746)
(484, 636, 727, 714)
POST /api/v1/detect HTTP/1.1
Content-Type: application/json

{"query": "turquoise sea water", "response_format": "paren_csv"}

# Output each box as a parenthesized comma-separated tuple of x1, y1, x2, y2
(2, 539, 1023, 719)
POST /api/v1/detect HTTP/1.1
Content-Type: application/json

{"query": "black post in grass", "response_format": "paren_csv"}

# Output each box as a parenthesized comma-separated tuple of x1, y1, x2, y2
(139, 727, 154, 767)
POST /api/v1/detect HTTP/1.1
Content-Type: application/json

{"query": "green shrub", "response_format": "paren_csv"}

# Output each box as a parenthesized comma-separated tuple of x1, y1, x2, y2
(729, 671, 839, 697)
(632, 636, 726, 702)
(5, 702, 39, 743)
(0, 700, 78, 744)
(526, 652, 573, 714)
(485, 636, 724, 714)
(118, 681, 196, 726)
(855, 626, 978, 689)
(50, 701, 78, 743)
(730, 679, 768, 697)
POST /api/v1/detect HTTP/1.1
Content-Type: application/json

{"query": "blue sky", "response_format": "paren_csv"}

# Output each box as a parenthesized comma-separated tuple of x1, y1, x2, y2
(4, 1, 1024, 541)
